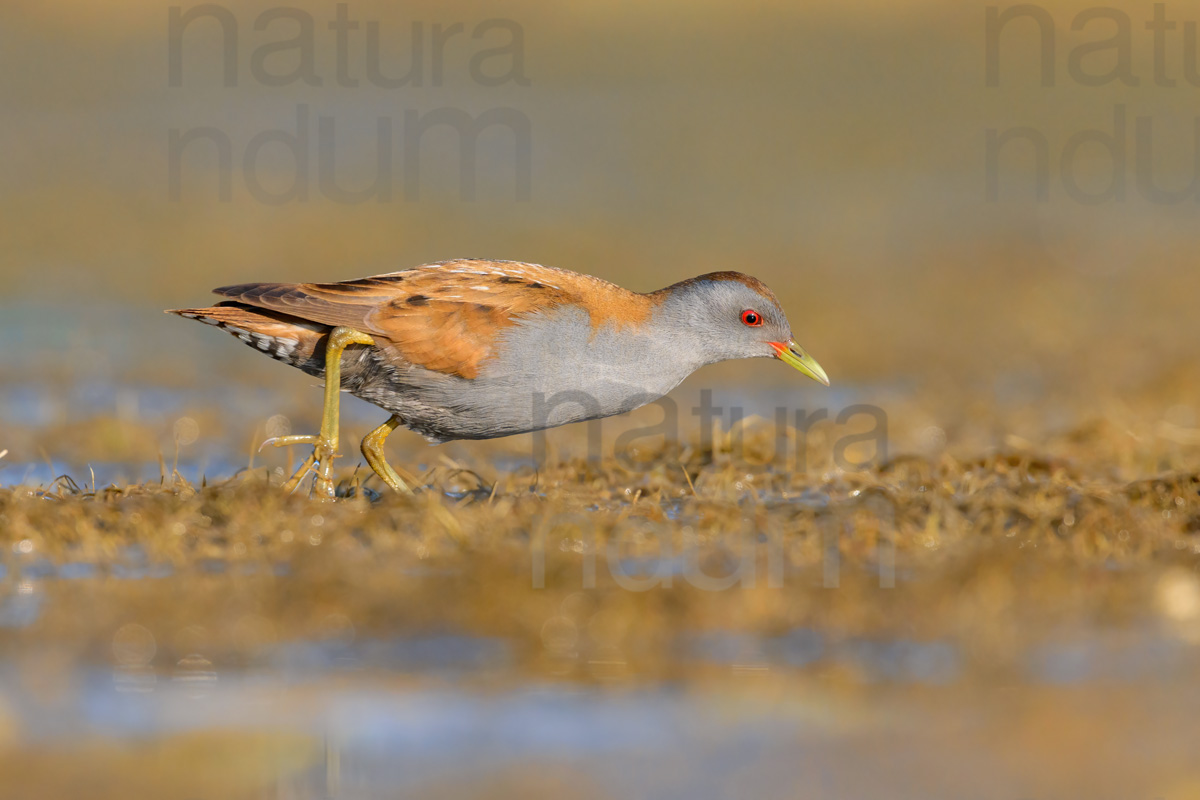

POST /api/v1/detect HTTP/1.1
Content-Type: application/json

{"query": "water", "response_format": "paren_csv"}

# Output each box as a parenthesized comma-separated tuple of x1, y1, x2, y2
(4, 619, 1199, 798)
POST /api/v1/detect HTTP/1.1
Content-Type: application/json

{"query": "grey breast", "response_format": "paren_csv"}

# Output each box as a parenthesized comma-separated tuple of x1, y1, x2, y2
(360, 306, 703, 442)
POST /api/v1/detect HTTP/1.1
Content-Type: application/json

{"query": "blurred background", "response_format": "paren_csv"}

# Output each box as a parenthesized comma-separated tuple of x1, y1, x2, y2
(2, 0, 1200, 797)
(2, 0, 1198, 468)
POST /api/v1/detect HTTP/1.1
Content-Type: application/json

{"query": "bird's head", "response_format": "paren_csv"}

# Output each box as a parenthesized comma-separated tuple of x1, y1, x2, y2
(654, 271, 829, 386)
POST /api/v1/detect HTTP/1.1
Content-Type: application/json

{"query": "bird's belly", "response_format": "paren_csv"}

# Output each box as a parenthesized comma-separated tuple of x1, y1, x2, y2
(461, 372, 676, 437)
(427, 362, 686, 441)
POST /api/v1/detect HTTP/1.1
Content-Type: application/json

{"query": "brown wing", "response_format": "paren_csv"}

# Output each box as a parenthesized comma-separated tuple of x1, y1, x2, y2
(211, 259, 651, 380)
(212, 276, 406, 332)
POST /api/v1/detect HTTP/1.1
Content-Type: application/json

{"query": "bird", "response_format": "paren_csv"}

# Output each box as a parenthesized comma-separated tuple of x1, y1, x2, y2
(168, 259, 829, 498)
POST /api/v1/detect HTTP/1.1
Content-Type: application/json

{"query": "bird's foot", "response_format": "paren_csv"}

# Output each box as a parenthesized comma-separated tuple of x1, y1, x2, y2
(261, 326, 376, 500)
(261, 434, 341, 498)
(360, 415, 413, 494)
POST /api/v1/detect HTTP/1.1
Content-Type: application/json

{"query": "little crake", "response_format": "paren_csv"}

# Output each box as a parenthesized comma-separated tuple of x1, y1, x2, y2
(170, 259, 829, 497)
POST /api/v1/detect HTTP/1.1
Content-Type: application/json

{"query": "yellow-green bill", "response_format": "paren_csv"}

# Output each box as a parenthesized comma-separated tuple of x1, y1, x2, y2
(772, 340, 830, 386)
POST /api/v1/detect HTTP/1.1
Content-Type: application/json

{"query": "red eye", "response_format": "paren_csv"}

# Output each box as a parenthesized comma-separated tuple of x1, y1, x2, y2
(741, 309, 762, 327)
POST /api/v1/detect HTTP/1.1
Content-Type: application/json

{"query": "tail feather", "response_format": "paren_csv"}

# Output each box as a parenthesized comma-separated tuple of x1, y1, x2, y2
(167, 302, 328, 370)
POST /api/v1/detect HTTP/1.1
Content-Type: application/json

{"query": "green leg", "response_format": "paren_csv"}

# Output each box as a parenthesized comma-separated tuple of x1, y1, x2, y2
(263, 326, 375, 499)
(361, 415, 412, 493)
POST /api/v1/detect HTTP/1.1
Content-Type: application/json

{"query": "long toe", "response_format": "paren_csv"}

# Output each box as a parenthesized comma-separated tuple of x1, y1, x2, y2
(280, 452, 318, 494)
(261, 434, 319, 451)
